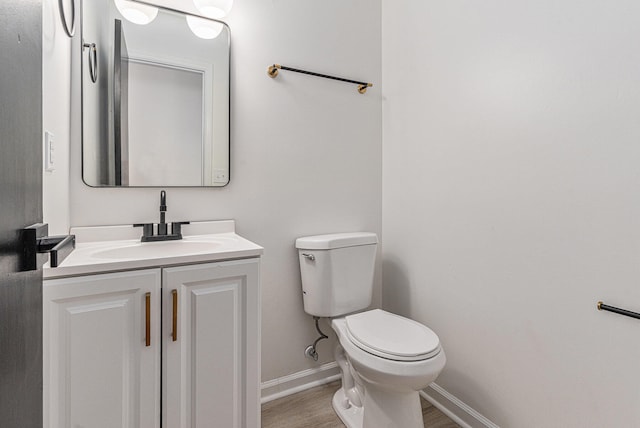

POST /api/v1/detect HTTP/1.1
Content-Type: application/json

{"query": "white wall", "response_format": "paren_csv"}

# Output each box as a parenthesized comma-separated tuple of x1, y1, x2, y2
(45, 0, 382, 383)
(42, 0, 71, 235)
(382, 1, 640, 426)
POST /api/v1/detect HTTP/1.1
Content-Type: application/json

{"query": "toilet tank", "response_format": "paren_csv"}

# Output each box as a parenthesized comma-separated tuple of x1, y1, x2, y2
(296, 232, 378, 317)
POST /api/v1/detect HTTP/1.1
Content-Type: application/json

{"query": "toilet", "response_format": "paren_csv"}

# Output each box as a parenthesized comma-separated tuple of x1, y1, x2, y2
(296, 232, 446, 428)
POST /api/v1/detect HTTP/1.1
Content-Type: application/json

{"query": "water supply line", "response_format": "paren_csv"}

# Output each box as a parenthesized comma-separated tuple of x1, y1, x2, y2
(304, 317, 328, 361)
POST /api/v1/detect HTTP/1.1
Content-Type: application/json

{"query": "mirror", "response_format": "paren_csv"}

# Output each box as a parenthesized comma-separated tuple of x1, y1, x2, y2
(82, 0, 230, 187)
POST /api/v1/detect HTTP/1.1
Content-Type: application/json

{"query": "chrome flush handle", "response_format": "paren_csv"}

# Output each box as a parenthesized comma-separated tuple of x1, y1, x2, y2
(302, 253, 316, 261)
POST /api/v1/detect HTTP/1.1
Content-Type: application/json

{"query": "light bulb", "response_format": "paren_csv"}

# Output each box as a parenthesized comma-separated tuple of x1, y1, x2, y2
(186, 15, 223, 39)
(193, 0, 233, 19)
(114, 0, 158, 25)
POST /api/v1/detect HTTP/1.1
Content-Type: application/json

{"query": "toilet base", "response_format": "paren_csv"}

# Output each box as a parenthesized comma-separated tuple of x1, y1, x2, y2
(360, 383, 424, 428)
(333, 386, 424, 428)
(332, 388, 363, 428)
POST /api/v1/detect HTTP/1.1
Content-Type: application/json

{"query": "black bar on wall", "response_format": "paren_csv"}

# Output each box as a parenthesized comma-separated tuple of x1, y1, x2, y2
(267, 64, 373, 94)
(597, 301, 640, 321)
(281, 65, 369, 86)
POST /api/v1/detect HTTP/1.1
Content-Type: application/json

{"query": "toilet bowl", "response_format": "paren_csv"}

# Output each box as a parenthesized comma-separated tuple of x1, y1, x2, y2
(331, 310, 446, 428)
(296, 233, 446, 428)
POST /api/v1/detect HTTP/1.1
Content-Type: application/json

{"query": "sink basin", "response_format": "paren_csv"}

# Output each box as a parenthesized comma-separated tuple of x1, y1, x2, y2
(43, 221, 265, 279)
(92, 240, 222, 260)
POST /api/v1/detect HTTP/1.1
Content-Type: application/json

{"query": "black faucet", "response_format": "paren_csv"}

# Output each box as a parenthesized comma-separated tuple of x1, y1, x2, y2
(134, 190, 189, 242)
(158, 190, 168, 236)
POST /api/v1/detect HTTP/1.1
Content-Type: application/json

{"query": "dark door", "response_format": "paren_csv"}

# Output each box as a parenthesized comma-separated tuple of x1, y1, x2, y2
(0, 0, 43, 426)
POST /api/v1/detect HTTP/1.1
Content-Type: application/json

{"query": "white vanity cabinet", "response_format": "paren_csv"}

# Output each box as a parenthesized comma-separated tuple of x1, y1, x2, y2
(163, 258, 261, 428)
(44, 256, 261, 428)
(43, 269, 162, 428)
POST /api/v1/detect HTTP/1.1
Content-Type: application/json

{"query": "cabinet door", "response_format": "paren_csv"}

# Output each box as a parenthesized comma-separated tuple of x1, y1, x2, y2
(163, 258, 261, 428)
(44, 269, 161, 428)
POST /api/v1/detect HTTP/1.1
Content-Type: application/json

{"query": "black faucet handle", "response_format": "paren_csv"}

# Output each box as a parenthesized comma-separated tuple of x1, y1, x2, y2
(171, 221, 190, 237)
(133, 223, 154, 238)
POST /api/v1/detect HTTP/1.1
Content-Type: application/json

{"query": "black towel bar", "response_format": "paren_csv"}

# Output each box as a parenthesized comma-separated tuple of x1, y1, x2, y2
(597, 301, 640, 321)
(267, 64, 373, 94)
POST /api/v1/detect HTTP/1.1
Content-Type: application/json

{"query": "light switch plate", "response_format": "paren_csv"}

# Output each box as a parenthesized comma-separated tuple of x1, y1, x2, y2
(213, 169, 228, 184)
(45, 131, 55, 172)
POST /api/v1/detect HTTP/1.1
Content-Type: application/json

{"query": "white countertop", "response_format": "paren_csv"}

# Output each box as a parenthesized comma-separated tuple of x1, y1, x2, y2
(44, 221, 263, 279)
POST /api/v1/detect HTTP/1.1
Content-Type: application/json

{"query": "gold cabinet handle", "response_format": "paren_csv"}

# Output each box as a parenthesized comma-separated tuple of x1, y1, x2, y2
(145, 292, 151, 347)
(172, 289, 178, 342)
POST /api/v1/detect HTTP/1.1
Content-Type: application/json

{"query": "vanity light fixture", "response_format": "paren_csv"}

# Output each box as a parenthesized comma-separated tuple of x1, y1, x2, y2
(192, 0, 233, 19)
(186, 0, 231, 40)
(114, 0, 158, 25)
(186, 15, 224, 40)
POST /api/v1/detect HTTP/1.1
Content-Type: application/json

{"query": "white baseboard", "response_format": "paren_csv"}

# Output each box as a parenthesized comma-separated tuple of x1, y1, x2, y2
(261, 362, 341, 404)
(421, 383, 499, 428)
(261, 364, 498, 428)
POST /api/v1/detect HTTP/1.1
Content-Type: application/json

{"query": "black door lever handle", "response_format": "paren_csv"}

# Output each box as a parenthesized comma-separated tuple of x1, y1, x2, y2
(21, 223, 76, 270)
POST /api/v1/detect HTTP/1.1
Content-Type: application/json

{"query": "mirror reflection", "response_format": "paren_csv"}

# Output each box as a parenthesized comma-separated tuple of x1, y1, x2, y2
(82, 0, 230, 187)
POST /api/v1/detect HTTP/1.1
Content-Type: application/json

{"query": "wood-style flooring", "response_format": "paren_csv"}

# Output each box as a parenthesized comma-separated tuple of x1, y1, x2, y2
(262, 381, 460, 428)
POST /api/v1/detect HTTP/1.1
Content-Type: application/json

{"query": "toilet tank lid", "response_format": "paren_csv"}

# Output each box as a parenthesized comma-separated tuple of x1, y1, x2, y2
(296, 232, 378, 250)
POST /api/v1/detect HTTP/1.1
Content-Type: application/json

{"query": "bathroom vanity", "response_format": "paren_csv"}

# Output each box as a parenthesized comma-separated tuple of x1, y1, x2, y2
(43, 221, 262, 428)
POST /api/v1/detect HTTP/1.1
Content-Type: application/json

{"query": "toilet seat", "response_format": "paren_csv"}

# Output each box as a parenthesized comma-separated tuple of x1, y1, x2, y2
(345, 309, 441, 362)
